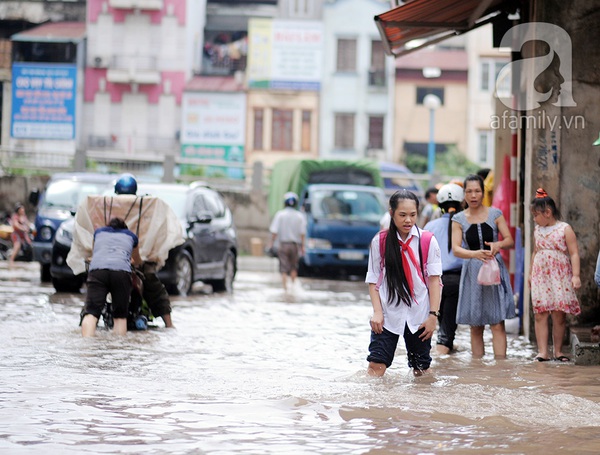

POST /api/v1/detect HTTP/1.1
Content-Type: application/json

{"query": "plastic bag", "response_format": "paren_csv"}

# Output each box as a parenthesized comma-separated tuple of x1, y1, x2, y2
(477, 258, 501, 285)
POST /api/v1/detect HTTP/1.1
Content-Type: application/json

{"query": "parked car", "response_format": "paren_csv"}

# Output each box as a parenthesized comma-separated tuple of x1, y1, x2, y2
(51, 181, 238, 295)
(29, 173, 117, 282)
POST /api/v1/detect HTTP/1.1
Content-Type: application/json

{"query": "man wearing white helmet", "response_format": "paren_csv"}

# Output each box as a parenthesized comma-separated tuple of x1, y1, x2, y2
(424, 183, 465, 354)
(269, 192, 307, 292)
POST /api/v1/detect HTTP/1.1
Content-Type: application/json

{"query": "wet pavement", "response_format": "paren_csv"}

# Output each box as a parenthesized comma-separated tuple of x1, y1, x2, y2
(1, 258, 600, 454)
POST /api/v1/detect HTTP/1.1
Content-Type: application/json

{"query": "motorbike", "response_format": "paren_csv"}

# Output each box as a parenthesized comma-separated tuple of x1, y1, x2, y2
(100, 268, 151, 331)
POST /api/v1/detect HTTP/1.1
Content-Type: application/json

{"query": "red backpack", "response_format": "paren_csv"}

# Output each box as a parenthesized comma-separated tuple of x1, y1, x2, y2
(374, 229, 434, 291)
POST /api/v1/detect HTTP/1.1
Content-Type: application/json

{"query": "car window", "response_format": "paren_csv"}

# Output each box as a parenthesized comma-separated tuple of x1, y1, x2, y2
(44, 180, 111, 211)
(193, 191, 225, 218)
(192, 194, 210, 215)
(311, 189, 384, 222)
(207, 192, 226, 218)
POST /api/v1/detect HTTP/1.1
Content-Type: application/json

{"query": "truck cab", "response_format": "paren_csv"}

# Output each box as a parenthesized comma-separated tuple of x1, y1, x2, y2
(268, 159, 387, 277)
(300, 183, 386, 274)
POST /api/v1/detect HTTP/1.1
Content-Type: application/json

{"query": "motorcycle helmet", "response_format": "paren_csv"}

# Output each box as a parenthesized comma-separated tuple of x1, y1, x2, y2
(436, 183, 464, 205)
(114, 173, 138, 195)
(284, 191, 299, 207)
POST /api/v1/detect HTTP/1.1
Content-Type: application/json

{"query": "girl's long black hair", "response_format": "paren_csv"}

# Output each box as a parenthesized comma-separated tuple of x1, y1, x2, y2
(440, 200, 463, 253)
(384, 190, 420, 307)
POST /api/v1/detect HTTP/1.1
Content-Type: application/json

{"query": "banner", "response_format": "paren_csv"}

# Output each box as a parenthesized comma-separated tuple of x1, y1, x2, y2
(11, 63, 77, 139)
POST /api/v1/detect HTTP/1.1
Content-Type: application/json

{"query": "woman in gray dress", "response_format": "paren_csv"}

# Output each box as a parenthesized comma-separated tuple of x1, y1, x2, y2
(451, 174, 515, 359)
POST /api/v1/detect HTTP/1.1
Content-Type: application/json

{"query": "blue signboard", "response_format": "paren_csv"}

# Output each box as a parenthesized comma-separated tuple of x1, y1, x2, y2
(11, 63, 77, 140)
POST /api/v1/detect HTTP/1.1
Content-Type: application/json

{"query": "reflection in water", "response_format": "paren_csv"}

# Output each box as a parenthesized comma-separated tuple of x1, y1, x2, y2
(1, 262, 599, 453)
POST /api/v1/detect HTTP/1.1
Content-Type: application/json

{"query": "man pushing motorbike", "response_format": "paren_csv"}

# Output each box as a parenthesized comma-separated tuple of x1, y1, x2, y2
(68, 173, 184, 332)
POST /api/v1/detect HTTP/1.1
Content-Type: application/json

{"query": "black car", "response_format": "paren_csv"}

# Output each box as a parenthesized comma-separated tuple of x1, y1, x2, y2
(51, 182, 238, 295)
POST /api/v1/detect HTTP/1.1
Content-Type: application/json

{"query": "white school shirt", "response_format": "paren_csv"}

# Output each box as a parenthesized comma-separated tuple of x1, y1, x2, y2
(365, 225, 442, 335)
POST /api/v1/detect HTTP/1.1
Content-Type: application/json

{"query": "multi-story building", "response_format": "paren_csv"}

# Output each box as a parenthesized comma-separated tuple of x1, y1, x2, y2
(83, 0, 205, 174)
(319, 0, 394, 161)
(0, 0, 86, 158)
(466, 24, 510, 168)
(392, 43, 469, 166)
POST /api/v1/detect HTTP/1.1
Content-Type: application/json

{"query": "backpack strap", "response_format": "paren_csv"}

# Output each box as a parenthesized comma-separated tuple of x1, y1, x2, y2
(418, 229, 433, 285)
(375, 228, 434, 292)
(375, 230, 387, 291)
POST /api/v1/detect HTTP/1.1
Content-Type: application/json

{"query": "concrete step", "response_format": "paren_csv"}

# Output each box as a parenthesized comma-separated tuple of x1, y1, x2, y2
(571, 326, 600, 365)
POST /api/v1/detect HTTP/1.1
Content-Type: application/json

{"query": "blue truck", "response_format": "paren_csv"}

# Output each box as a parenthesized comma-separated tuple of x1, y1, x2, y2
(268, 159, 387, 276)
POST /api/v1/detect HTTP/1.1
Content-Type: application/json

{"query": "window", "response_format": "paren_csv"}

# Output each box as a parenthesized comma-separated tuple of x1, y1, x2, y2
(272, 109, 293, 151)
(193, 192, 225, 218)
(369, 40, 386, 87)
(301, 110, 311, 152)
(416, 87, 444, 105)
(480, 58, 510, 93)
(289, 0, 314, 17)
(12, 41, 77, 63)
(368, 116, 384, 149)
(478, 130, 493, 164)
(253, 108, 263, 150)
(336, 38, 356, 72)
(334, 113, 355, 149)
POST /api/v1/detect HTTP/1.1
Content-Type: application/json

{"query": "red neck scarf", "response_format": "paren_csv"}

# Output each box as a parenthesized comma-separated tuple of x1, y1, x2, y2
(399, 235, 425, 299)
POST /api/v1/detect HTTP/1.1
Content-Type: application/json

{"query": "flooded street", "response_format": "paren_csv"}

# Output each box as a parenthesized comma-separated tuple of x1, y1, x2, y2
(1, 259, 600, 454)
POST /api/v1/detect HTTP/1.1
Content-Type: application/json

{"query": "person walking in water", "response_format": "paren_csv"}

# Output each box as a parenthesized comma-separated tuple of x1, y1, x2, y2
(81, 217, 142, 337)
(529, 188, 581, 362)
(9, 203, 31, 265)
(365, 190, 442, 377)
(269, 192, 307, 292)
(451, 174, 515, 359)
(424, 183, 465, 355)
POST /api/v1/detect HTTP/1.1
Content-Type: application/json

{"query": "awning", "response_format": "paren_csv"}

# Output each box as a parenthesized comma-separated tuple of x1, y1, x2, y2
(11, 22, 86, 43)
(374, 0, 517, 57)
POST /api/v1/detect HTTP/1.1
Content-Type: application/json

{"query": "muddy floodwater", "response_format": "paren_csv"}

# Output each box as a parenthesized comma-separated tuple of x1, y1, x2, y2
(1, 259, 599, 454)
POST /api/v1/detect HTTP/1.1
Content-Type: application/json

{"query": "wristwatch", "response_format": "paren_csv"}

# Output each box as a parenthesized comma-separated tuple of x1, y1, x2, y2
(429, 310, 440, 318)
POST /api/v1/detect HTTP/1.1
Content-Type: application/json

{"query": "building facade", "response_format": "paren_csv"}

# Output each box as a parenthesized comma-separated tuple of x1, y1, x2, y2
(392, 46, 468, 167)
(319, 0, 394, 161)
(83, 0, 204, 174)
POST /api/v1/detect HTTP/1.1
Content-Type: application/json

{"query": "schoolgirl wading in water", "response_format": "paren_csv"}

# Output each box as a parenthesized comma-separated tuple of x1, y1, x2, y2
(365, 190, 442, 377)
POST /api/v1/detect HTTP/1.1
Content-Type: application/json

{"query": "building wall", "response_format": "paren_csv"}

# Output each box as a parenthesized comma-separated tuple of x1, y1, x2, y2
(466, 24, 510, 168)
(393, 78, 468, 161)
(245, 89, 319, 168)
(83, 0, 203, 157)
(522, 1, 600, 326)
(320, 0, 394, 160)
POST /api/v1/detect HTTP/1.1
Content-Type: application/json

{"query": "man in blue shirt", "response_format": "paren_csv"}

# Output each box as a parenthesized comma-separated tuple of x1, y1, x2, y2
(81, 217, 142, 337)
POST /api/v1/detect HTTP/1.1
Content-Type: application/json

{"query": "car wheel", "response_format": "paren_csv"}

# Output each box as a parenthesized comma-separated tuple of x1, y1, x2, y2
(168, 250, 193, 296)
(40, 264, 51, 282)
(212, 251, 236, 293)
(52, 275, 84, 293)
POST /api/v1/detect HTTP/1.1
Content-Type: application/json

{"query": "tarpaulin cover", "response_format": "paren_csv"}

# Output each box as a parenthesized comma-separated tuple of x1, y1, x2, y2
(268, 159, 383, 217)
(67, 195, 185, 275)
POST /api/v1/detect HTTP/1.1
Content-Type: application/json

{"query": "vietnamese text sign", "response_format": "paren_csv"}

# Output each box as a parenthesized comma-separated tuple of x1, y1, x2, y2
(248, 18, 323, 90)
(11, 63, 77, 139)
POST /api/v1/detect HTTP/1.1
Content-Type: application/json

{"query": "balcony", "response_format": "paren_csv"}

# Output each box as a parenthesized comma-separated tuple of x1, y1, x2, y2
(201, 34, 247, 76)
(106, 55, 160, 85)
(108, 0, 163, 10)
